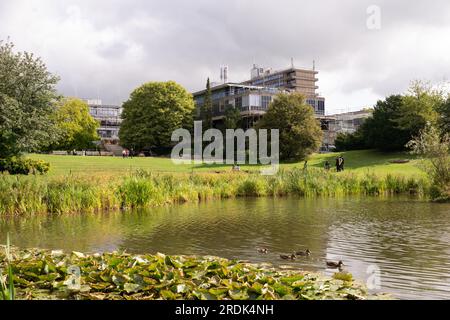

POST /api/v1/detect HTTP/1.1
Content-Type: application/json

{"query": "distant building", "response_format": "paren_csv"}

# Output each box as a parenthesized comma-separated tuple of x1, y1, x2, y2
(193, 63, 326, 129)
(243, 64, 325, 115)
(85, 99, 122, 143)
(321, 109, 373, 149)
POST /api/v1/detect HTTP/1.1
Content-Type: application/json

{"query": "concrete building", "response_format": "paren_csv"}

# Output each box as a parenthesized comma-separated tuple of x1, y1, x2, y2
(320, 109, 373, 150)
(242, 64, 325, 115)
(192, 63, 326, 129)
(86, 99, 122, 143)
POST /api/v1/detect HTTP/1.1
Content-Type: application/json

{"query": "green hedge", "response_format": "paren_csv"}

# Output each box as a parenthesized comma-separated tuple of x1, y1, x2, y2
(0, 157, 50, 175)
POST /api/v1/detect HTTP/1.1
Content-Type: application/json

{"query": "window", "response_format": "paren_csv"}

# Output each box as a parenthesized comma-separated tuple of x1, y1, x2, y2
(235, 97, 242, 109)
(261, 96, 272, 109)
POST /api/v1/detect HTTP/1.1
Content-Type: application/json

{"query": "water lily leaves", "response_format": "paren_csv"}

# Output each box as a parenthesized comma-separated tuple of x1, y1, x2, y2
(71, 251, 85, 259)
(160, 289, 177, 300)
(90, 282, 111, 290)
(1, 248, 374, 300)
(192, 290, 216, 300)
(228, 289, 249, 300)
(333, 272, 353, 282)
(124, 283, 141, 293)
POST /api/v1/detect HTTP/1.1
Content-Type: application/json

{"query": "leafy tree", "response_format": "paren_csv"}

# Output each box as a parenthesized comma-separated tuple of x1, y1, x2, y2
(256, 93, 323, 161)
(52, 98, 100, 151)
(200, 78, 213, 130)
(334, 130, 366, 151)
(396, 81, 441, 135)
(119, 81, 195, 153)
(223, 104, 241, 129)
(361, 95, 410, 151)
(361, 82, 441, 151)
(0, 40, 60, 158)
(437, 97, 450, 134)
(407, 124, 450, 201)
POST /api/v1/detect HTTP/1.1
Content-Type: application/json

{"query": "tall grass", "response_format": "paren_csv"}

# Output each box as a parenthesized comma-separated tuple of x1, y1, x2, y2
(0, 168, 430, 215)
(0, 234, 15, 300)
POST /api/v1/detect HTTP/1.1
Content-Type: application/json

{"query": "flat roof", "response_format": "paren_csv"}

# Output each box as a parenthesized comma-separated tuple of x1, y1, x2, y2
(192, 83, 280, 96)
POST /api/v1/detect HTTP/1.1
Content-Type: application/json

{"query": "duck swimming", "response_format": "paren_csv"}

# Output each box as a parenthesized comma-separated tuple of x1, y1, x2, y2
(326, 260, 344, 268)
(295, 249, 311, 256)
(257, 248, 268, 254)
(280, 254, 296, 260)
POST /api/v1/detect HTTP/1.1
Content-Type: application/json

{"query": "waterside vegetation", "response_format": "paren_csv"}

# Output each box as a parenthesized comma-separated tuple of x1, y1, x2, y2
(0, 166, 429, 215)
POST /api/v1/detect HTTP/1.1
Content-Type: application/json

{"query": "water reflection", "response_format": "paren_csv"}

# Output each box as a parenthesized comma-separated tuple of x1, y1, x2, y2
(0, 197, 449, 300)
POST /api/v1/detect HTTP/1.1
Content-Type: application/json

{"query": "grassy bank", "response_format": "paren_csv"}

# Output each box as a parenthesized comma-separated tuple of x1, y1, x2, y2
(1, 247, 385, 300)
(27, 150, 424, 177)
(0, 168, 429, 215)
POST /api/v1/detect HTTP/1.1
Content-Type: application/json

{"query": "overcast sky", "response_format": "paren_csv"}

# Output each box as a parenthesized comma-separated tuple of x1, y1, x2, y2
(1, 0, 450, 114)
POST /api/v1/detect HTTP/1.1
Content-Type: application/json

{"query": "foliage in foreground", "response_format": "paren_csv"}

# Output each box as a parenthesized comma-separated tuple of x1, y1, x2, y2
(0, 157, 50, 175)
(0, 168, 430, 215)
(407, 124, 450, 201)
(0, 234, 15, 300)
(0, 248, 380, 300)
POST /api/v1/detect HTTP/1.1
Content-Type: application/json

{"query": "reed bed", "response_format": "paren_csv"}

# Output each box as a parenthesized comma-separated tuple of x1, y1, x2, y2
(0, 168, 430, 215)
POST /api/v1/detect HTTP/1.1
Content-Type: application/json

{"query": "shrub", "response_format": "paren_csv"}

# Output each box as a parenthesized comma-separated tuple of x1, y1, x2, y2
(0, 157, 50, 175)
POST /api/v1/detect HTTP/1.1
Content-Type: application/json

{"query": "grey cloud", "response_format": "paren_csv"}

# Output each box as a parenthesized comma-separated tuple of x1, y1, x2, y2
(1, 0, 449, 112)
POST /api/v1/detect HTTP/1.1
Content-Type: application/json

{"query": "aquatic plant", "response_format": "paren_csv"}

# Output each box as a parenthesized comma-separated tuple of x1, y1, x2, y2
(0, 247, 384, 300)
(0, 234, 15, 300)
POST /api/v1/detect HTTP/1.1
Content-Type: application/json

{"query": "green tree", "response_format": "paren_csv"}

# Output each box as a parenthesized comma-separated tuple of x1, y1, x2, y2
(0, 40, 60, 158)
(119, 81, 195, 152)
(396, 81, 441, 135)
(52, 98, 100, 151)
(200, 78, 213, 130)
(437, 96, 450, 134)
(223, 104, 241, 129)
(407, 124, 450, 201)
(361, 95, 410, 151)
(362, 82, 441, 151)
(256, 93, 323, 161)
(334, 130, 366, 151)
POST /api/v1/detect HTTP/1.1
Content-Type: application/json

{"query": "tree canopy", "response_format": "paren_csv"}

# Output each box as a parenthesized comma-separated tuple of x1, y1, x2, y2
(341, 81, 445, 152)
(256, 93, 323, 161)
(199, 78, 213, 131)
(0, 40, 60, 158)
(52, 98, 100, 151)
(119, 81, 195, 152)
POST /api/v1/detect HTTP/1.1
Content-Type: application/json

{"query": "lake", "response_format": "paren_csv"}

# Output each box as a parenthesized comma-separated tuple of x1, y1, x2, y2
(1, 196, 449, 300)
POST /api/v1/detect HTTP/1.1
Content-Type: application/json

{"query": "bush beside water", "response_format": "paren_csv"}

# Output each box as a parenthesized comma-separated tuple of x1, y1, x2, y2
(0, 168, 430, 215)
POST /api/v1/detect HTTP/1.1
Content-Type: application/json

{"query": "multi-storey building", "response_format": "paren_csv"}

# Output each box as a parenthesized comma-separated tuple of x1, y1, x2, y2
(243, 64, 325, 115)
(86, 99, 122, 143)
(193, 64, 326, 130)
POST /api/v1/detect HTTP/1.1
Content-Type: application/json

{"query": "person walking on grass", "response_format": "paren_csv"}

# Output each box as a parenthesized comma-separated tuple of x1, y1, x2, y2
(336, 156, 345, 172)
(324, 160, 331, 171)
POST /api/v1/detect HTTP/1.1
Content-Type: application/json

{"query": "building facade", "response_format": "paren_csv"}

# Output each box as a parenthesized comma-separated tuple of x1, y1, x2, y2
(320, 109, 373, 150)
(193, 64, 326, 129)
(86, 99, 122, 143)
(242, 64, 325, 115)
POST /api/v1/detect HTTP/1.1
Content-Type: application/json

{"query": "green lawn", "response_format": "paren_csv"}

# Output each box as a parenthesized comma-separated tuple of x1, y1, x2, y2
(27, 150, 424, 177)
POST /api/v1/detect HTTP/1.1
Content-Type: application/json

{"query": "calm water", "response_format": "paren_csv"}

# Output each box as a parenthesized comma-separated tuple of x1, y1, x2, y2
(1, 197, 449, 300)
